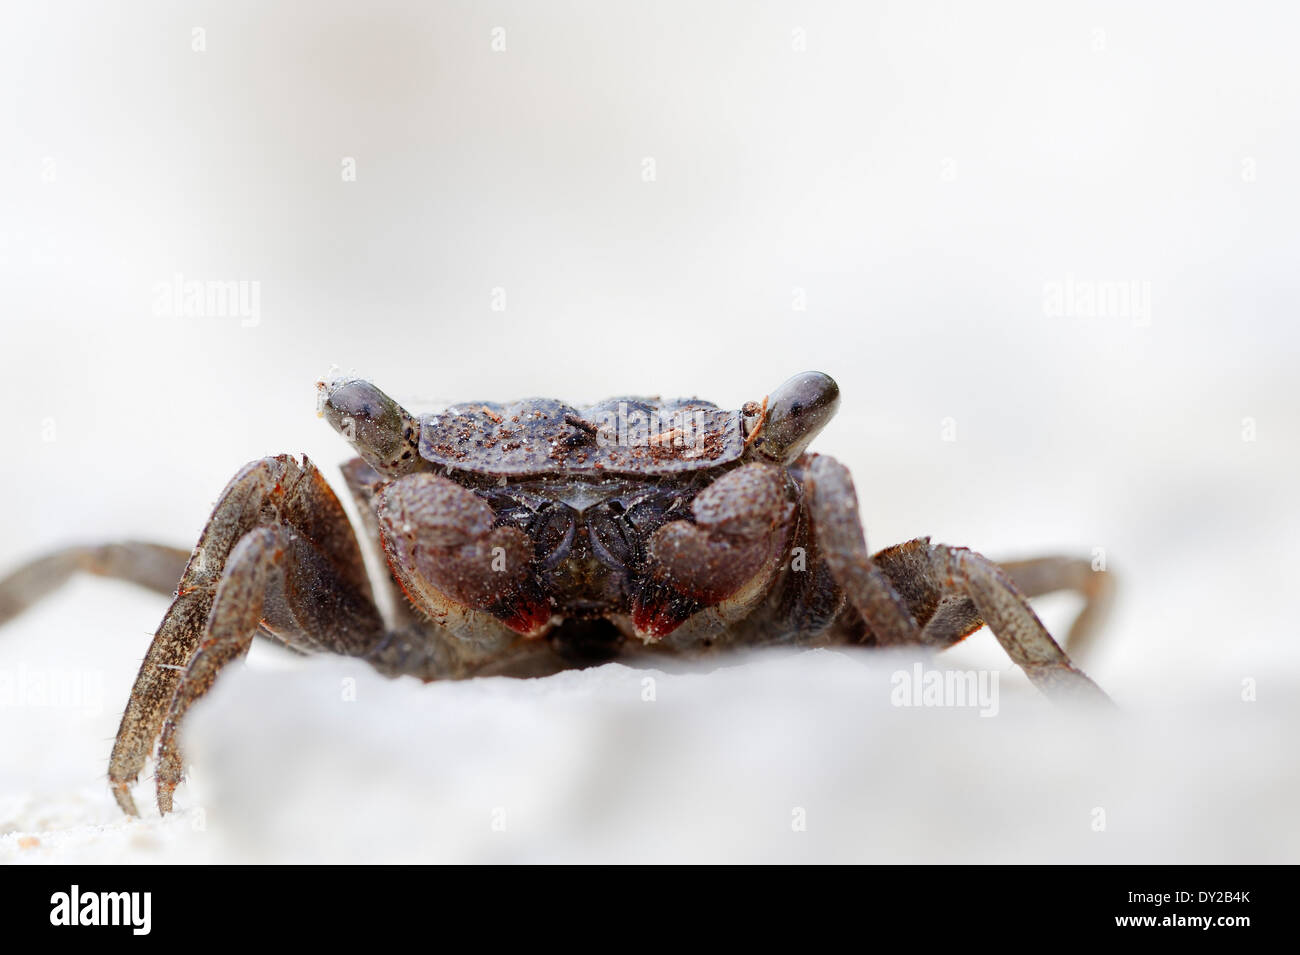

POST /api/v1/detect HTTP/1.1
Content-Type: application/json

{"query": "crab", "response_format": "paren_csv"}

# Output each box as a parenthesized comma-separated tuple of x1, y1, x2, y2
(0, 371, 1112, 816)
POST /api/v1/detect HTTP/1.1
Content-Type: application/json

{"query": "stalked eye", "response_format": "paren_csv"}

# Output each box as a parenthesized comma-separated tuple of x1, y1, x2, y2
(748, 371, 839, 464)
(317, 378, 422, 476)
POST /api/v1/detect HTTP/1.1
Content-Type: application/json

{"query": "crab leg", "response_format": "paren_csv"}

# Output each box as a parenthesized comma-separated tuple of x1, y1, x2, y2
(152, 523, 387, 812)
(0, 542, 190, 626)
(108, 454, 384, 815)
(997, 556, 1114, 658)
(930, 545, 1108, 698)
(805, 455, 1109, 702)
(798, 461, 921, 647)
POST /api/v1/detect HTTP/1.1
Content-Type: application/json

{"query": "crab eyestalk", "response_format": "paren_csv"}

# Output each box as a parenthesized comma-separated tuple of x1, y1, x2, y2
(748, 371, 840, 464)
(317, 377, 423, 476)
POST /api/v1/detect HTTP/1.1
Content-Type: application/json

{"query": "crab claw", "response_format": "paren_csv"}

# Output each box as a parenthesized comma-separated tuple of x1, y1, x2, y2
(633, 464, 792, 641)
(379, 473, 548, 636)
(492, 585, 554, 638)
(630, 579, 702, 640)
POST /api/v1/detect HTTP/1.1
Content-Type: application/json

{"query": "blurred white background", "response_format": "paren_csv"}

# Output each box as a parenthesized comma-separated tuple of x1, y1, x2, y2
(1, 1, 1296, 862)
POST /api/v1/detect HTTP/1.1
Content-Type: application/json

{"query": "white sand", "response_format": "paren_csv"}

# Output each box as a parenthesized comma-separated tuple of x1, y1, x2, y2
(2, 582, 1295, 863)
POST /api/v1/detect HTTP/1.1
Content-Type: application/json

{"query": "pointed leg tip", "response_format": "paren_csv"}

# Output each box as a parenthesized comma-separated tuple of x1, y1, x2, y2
(111, 781, 140, 818)
(156, 782, 176, 815)
(1029, 664, 1115, 707)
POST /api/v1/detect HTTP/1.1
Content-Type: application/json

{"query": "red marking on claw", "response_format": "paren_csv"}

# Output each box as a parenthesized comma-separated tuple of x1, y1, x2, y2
(496, 592, 553, 638)
(631, 581, 701, 640)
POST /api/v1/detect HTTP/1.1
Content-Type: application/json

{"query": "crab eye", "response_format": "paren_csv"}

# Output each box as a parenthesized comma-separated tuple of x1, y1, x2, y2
(750, 371, 839, 464)
(318, 378, 421, 476)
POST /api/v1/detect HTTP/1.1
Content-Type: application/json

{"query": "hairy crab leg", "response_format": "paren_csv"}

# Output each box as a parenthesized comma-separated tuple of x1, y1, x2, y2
(997, 556, 1115, 658)
(805, 454, 1109, 702)
(109, 454, 381, 816)
(798, 461, 921, 647)
(931, 544, 1107, 699)
(0, 542, 191, 626)
(153, 524, 387, 813)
